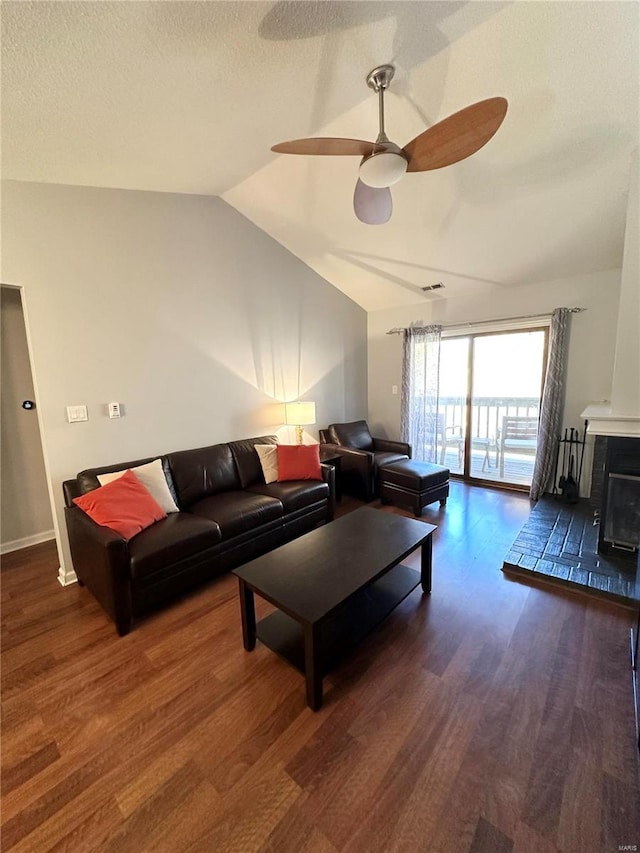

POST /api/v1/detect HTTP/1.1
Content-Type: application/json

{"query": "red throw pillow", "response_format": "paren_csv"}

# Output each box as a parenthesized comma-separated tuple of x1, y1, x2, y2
(277, 444, 322, 481)
(73, 468, 167, 541)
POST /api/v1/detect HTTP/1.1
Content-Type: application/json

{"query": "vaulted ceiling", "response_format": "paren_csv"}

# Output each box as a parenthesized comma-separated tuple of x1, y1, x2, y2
(3, 1, 638, 310)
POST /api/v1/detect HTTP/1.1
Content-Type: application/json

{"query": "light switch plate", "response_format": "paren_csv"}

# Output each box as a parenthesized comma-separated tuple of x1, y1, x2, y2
(108, 402, 121, 419)
(66, 405, 88, 423)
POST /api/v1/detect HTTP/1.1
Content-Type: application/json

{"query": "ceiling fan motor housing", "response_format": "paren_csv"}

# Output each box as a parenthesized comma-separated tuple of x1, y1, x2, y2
(359, 142, 408, 188)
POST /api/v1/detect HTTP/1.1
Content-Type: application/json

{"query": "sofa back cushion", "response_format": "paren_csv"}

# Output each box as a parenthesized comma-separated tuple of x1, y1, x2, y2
(329, 420, 374, 451)
(166, 443, 240, 507)
(229, 436, 278, 488)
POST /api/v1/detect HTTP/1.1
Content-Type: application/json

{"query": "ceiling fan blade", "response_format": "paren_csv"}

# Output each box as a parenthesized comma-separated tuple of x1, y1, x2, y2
(403, 97, 508, 172)
(353, 179, 392, 225)
(271, 137, 384, 156)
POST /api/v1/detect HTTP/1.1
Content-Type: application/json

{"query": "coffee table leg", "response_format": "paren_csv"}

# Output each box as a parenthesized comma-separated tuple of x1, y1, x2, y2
(304, 623, 323, 711)
(421, 534, 433, 594)
(238, 579, 256, 651)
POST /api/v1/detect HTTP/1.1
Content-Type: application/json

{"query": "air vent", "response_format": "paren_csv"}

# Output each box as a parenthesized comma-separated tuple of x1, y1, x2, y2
(422, 282, 445, 292)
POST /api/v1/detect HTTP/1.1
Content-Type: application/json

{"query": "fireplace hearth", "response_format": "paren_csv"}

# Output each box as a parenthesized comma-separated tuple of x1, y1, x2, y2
(502, 435, 640, 605)
(502, 497, 638, 604)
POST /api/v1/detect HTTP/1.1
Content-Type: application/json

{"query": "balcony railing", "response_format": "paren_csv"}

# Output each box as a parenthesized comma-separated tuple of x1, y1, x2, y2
(431, 396, 540, 484)
(438, 395, 540, 440)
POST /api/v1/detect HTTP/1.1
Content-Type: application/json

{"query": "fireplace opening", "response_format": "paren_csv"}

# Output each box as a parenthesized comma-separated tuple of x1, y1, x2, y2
(595, 437, 640, 557)
(603, 473, 640, 551)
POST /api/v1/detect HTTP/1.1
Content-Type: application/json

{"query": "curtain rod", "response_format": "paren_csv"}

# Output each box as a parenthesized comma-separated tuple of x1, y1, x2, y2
(385, 307, 585, 335)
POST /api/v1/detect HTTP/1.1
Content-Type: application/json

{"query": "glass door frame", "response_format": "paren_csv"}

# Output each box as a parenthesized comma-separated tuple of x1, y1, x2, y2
(442, 326, 550, 491)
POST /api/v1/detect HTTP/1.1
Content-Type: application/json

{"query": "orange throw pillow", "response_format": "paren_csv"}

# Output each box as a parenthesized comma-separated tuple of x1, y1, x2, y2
(73, 468, 167, 540)
(277, 444, 322, 481)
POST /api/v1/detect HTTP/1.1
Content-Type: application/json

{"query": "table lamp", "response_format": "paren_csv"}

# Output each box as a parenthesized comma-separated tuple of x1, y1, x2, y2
(285, 401, 316, 445)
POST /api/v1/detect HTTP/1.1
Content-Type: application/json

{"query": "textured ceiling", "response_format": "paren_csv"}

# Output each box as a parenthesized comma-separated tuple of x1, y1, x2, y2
(3, 1, 639, 311)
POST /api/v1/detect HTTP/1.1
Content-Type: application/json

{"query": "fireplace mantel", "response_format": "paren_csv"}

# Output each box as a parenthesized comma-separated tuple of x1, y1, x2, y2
(581, 402, 640, 438)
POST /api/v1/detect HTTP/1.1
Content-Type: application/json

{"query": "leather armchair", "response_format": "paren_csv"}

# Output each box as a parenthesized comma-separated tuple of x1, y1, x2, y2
(320, 420, 411, 502)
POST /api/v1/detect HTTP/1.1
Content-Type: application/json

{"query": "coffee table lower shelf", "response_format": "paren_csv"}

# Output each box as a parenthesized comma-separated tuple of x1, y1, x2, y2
(256, 563, 421, 679)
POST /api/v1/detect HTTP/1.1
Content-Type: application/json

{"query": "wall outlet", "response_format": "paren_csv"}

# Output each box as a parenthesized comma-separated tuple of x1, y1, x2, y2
(66, 405, 88, 423)
(108, 402, 121, 419)
(392, 385, 398, 395)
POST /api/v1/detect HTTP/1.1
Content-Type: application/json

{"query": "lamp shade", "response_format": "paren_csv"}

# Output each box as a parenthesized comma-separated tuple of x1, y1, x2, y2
(284, 401, 316, 426)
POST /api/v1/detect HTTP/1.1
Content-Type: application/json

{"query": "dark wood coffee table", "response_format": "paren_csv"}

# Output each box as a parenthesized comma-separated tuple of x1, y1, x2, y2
(233, 507, 436, 710)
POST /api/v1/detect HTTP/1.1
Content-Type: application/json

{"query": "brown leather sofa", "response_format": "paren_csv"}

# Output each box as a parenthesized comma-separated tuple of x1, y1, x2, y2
(319, 420, 410, 502)
(63, 435, 334, 635)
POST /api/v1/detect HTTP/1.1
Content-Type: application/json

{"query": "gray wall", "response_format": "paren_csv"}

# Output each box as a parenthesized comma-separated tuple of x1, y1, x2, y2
(1, 286, 54, 549)
(1, 181, 367, 577)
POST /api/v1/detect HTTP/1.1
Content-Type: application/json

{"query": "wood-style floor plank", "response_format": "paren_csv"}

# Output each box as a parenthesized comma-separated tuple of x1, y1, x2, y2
(2, 483, 639, 852)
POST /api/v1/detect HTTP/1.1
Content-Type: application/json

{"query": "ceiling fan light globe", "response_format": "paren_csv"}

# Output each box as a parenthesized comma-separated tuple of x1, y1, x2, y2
(358, 151, 407, 188)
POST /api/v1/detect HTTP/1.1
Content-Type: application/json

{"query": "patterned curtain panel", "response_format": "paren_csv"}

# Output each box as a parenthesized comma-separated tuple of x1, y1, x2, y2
(401, 325, 443, 463)
(530, 308, 571, 500)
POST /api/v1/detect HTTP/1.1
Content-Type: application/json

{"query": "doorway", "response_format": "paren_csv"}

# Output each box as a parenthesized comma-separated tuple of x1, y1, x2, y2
(437, 328, 548, 489)
(1, 286, 54, 552)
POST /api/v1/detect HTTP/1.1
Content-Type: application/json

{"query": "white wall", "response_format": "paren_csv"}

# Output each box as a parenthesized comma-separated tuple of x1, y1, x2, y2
(1, 287, 54, 550)
(611, 152, 640, 415)
(367, 270, 621, 493)
(1, 181, 367, 580)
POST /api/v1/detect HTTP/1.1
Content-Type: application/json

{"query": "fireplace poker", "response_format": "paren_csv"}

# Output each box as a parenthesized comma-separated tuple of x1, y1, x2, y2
(552, 435, 561, 495)
(558, 428, 568, 495)
(565, 428, 578, 503)
(577, 420, 587, 488)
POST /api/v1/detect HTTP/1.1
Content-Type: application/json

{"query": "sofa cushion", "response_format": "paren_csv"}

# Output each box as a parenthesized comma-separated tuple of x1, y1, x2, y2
(329, 421, 374, 451)
(98, 459, 180, 514)
(229, 436, 278, 488)
(129, 512, 222, 580)
(188, 491, 283, 539)
(277, 444, 322, 481)
(255, 445, 279, 484)
(247, 480, 329, 513)
(73, 469, 167, 541)
(166, 444, 240, 506)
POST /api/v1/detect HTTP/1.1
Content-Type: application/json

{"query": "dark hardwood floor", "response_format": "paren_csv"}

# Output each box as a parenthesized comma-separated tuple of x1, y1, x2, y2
(2, 482, 639, 852)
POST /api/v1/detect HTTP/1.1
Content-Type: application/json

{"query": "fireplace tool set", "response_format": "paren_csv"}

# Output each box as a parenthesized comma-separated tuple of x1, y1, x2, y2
(552, 421, 587, 503)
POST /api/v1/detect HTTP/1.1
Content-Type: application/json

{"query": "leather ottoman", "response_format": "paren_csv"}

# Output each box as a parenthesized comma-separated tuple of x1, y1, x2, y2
(378, 459, 450, 517)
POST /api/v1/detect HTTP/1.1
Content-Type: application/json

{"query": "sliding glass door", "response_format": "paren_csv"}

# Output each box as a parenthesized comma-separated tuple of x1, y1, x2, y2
(437, 329, 548, 488)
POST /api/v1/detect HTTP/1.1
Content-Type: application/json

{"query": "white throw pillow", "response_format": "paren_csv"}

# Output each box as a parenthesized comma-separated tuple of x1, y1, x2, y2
(255, 444, 279, 484)
(97, 458, 179, 513)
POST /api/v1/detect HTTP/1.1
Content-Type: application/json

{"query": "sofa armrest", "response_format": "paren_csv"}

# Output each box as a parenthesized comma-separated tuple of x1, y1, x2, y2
(319, 443, 374, 473)
(320, 464, 336, 520)
(373, 438, 412, 458)
(64, 505, 133, 635)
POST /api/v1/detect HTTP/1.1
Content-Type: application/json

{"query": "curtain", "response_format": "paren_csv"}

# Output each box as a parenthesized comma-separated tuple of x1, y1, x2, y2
(530, 307, 571, 500)
(401, 325, 443, 463)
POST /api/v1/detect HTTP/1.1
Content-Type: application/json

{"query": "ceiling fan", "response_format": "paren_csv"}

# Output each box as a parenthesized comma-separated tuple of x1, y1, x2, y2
(271, 65, 508, 225)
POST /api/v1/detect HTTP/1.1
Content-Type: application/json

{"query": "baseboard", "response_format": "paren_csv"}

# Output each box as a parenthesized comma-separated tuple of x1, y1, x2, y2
(0, 530, 55, 555)
(57, 564, 78, 587)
